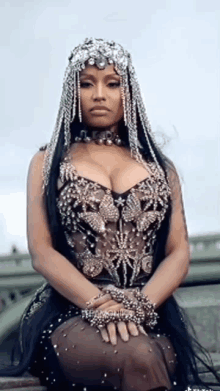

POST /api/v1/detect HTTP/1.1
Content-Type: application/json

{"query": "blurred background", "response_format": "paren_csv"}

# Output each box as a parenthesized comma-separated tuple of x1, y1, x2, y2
(0, 0, 220, 385)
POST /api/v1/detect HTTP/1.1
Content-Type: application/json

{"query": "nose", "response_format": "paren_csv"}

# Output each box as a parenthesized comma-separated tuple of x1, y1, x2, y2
(93, 82, 106, 100)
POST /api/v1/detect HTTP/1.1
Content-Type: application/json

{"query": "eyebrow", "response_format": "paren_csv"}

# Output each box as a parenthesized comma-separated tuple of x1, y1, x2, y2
(80, 73, 120, 79)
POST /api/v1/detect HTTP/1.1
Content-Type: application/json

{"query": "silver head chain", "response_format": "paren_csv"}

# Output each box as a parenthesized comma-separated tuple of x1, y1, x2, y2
(42, 37, 163, 194)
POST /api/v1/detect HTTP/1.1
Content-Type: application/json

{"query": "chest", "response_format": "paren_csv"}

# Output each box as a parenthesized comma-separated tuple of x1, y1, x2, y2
(57, 152, 152, 195)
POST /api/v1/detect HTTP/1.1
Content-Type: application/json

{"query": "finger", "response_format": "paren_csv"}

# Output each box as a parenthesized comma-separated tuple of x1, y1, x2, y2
(138, 325, 148, 336)
(87, 294, 111, 309)
(106, 322, 117, 345)
(97, 302, 123, 312)
(87, 293, 111, 308)
(99, 326, 109, 342)
(117, 321, 129, 342)
(96, 300, 121, 311)
(127, 321, 139, 336)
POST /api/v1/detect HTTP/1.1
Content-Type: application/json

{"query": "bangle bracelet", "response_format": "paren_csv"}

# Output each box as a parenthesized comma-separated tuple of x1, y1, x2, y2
(83, 286, 158, 329)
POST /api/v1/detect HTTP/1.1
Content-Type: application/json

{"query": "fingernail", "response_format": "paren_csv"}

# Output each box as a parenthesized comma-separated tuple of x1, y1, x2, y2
(139, 326, 147, 336)
(124, 336, 129, 341)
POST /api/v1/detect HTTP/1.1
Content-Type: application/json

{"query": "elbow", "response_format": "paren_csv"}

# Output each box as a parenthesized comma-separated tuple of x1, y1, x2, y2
(181, 246, 190, 274)
(180, 248, 190, 283)
(30, 252, 43, 273)
(28, 245, 39, 271)
(32, 256, 42, 273)
(28, 244, 39, 271)
(182, 264, 190, 283)
(185, 246, 191, 274)
(28, 245, 52, 273)
(171, 247, 190, 286)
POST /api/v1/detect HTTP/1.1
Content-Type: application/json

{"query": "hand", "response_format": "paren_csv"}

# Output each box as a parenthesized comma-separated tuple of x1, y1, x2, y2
(87, 289, 148, 346)
(99, 313, 148, 346)
(86, 285, 137, 312)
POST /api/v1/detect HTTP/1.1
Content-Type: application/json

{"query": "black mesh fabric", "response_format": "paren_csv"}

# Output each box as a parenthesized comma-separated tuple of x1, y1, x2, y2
(0, 156, 219, 391)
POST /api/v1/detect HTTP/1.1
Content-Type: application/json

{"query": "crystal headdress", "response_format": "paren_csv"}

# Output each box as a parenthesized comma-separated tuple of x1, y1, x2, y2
(42, 37, 162, 193)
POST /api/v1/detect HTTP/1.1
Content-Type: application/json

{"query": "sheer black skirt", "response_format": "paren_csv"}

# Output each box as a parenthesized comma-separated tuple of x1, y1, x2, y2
(0, 282, 219, 391)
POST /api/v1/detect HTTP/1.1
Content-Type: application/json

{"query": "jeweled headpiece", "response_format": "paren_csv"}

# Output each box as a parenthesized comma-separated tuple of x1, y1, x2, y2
(42, 37, 162, 193)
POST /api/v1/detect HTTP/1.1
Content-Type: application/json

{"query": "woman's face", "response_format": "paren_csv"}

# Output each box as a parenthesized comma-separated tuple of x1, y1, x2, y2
(79, 64, 124, 130)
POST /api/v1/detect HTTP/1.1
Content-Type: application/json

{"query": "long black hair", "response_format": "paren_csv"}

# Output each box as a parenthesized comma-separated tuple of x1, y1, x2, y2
(1, 70, 219, 390)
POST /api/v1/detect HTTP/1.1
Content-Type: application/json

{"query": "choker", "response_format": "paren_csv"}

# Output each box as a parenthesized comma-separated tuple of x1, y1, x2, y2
(74, 129, 125, 146)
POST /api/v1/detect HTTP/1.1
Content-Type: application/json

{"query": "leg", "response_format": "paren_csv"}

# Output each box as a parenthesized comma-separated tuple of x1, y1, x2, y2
(50, 316, 177, 391)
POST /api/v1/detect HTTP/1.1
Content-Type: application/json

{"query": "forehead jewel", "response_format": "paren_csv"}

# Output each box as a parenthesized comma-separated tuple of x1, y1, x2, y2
(67, 37, 131, 73)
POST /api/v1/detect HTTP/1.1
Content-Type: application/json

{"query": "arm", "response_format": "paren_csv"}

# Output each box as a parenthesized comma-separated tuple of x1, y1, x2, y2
(27, 151, 102, 310)
(140, 163, 190, 309)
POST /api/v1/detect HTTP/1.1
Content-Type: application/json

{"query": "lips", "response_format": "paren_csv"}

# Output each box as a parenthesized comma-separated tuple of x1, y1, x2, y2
(91, 106, 109, 111)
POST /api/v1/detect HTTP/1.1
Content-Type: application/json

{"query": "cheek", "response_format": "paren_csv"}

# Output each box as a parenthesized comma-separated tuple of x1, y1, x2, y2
(80, 92, 89, 112)
(117, 94, 123, 113)
(113, 91, 123, 109)
(112, 94, 123, 119)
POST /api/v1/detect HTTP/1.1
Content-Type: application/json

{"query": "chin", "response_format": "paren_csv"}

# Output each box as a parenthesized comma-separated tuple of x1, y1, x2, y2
(86, 120, 115, 129)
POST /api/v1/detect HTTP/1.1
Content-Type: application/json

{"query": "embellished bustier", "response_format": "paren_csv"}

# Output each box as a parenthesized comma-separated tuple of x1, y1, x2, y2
(56, 155, 171, 288)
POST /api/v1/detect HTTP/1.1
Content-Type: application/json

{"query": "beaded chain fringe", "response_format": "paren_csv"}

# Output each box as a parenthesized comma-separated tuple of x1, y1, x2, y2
(41, 37, 165, 195)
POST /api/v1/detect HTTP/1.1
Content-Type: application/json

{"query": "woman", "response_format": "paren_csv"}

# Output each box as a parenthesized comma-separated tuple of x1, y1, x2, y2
(0, 38, 219, 391)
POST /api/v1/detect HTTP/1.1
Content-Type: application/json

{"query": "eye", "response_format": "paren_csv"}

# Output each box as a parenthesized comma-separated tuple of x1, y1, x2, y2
(80, 81, 120, 88)
(108, 82, 120, 88)
(80, 82, 92, 88)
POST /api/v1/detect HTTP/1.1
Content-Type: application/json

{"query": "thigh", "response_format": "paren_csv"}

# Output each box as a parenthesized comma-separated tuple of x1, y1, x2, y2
(50, 316, 177, 390)
(51, 316, 176, 368)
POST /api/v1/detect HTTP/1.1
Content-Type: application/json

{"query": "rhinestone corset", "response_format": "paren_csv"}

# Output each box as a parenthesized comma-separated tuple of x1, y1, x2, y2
(56, 156, 171, 288)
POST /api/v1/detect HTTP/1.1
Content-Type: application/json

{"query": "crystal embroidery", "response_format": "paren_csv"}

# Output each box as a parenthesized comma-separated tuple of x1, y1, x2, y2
(19, 283, 52, 353)
(24, 284, 52, 322)
(122, 192, 161, 232)
(79, 193, 119, 233)
(75, 248, 104, 277)
(56, 155, 171, 287)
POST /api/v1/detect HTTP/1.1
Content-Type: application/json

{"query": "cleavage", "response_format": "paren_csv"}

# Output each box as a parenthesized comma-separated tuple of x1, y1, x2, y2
(57, 159, 152, 194)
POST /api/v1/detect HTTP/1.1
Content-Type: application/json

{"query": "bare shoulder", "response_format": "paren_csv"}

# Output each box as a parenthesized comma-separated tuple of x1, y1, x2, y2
(30, 149, 46, 166)
(164, 157, 177, 175)
(164, 159, 180, 186)
(27, 149, 48, 199)
(27, 150, 46, 185)
(27, 149, 53, 260)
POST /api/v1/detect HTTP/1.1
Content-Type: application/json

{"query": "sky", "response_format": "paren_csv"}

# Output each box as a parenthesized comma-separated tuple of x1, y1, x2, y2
(0, 0, 219, 255)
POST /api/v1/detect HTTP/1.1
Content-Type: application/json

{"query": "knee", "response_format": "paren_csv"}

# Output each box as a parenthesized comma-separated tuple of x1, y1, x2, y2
(128, 341, 158, 371)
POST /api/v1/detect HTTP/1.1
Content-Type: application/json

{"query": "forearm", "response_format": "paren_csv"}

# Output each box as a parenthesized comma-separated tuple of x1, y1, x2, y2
(140, 249, 189, 309)
(32, 247, 102, 310)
